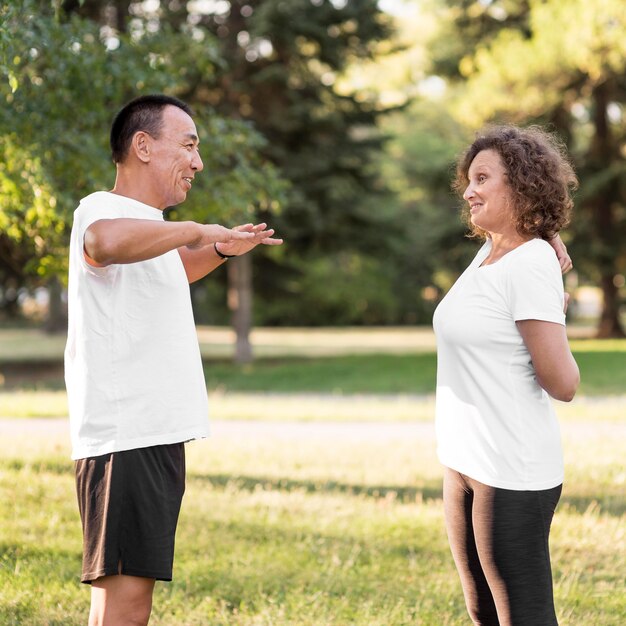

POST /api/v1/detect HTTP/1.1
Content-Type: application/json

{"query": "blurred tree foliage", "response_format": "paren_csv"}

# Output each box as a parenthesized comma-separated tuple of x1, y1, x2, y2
(0, 0, 286, 327)
(2, 0, 625, 334)
(428, 0, 626, 337)
(1, 0, 415, 330)
(150, 0, 404, 327)
(374, 100, 475, 324)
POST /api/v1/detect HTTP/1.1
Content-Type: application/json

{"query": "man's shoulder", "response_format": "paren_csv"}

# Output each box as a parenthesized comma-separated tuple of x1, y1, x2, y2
(74, 192, 128, 227)
(76, 191, 115, 212)
(76, 192, 162, 220)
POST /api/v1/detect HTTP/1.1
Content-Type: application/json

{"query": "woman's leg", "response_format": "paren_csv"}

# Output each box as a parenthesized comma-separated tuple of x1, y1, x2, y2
(443, 468, 500, 625)
(470, 478, 562, 626)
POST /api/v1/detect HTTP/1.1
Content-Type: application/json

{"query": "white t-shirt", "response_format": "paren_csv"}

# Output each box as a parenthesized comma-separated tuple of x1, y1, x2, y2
(433, 238, 566, 490)
(64, 191, 209, 460)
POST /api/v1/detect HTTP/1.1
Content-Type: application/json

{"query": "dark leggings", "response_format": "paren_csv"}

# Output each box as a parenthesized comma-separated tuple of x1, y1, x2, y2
(443, 467, 562, 626)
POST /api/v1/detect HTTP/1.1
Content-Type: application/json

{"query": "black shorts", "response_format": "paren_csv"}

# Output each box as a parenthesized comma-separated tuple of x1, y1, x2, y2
(75, 443, 186, 584)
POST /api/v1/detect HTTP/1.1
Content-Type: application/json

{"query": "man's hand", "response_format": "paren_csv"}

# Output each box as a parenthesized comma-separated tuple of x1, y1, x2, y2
(179, 222, 282, 283)
(549, 234, 573, 274)
(211, 223, 283, 257)
(186, 223, 257, 250)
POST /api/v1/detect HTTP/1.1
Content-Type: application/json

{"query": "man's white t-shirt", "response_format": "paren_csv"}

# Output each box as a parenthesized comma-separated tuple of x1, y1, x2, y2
(65, 191, 209, 460)
(433, 238, 566, 491)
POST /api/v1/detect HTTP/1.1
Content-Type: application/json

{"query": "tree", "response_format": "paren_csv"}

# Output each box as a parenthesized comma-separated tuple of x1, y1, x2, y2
(0, 0, 286, 338)
(190, 0, 403, 347)
(428, 0, 626, 337)
(376, 100, 476, 322)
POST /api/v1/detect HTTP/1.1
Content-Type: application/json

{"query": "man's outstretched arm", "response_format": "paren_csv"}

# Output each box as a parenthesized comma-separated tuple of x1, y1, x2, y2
(83, 218, 255, 267)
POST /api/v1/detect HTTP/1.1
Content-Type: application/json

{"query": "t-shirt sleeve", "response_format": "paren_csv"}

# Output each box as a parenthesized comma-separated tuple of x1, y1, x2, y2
(74, 195, 124, 272)
(506, 242, 566, 326)
(75, 196, 123, 243)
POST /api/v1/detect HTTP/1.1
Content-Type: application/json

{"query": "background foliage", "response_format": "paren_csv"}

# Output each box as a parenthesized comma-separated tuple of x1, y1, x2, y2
(1, 0, 625, 333)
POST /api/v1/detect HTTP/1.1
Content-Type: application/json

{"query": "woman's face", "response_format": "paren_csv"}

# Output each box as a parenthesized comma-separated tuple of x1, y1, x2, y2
(463, 149, 516, 236)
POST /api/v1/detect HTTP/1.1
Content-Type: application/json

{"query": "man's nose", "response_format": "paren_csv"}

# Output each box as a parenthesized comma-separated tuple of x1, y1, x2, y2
(192, 152, 204, 172)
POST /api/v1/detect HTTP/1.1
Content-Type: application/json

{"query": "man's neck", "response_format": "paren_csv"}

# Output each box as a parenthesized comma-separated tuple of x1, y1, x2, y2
(111, 170, 165, 211)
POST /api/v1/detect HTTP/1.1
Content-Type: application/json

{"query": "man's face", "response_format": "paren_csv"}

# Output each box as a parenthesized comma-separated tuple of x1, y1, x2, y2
(149, 105, 204, 208)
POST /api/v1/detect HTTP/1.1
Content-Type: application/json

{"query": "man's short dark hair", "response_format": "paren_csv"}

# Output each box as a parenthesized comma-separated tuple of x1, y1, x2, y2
(110, 95, 194, 164)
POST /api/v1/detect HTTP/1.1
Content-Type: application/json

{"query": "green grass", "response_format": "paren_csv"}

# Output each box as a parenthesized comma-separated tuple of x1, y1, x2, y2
(2, 327, 623, 623)
(0, 421, 624, 625)
(2, 328, 626, 399)
(204, 353, 437, 395)
(202, 348, 626, 396)
(3, 391, 626, 424)
(2, 348, 626, 419)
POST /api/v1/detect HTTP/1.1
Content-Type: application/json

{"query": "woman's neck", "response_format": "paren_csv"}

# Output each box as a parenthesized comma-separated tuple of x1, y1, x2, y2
(482, 231, 533, 265)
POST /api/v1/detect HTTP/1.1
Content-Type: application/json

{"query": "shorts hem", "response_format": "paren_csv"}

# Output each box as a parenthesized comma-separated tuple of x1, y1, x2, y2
(81, 568, 172, 584)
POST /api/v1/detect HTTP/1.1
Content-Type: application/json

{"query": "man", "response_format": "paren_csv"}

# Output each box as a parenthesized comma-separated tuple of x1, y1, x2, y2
(64, 94, 282, 626)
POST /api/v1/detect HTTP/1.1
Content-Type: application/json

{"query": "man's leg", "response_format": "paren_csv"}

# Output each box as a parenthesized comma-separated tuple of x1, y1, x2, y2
(89, 574, 155, 626)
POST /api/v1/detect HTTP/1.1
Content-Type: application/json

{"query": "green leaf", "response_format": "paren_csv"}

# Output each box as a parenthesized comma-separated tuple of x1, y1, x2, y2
(8, 71, 18, 93)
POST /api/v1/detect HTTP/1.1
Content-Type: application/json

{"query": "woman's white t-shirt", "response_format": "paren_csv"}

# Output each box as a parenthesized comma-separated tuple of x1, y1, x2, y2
(433, 238, 566, 491)
(65, 192, 210, 460)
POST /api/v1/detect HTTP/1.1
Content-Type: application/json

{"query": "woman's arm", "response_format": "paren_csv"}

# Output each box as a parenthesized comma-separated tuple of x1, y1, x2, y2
(516, 319, 580, 402)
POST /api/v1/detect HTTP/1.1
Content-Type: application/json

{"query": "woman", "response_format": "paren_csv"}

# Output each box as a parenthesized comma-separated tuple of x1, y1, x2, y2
(433, 125, 580, 626)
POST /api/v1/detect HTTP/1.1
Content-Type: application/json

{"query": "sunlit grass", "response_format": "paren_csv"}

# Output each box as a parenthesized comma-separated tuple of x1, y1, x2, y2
(3, 325, 624, 363)
(3, 390, 626, 424)
(0, 328, 67, 362)
(0, 417, 624, 625)
(0, 391, 68, 418)
(2, 327, 626, 400)
(0, 326, 440, 363)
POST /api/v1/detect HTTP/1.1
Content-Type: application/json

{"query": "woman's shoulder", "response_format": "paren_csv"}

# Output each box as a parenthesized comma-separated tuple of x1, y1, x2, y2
(505, 239, 562, 285)
(510, 238, 559, 265)
(521, 237, 553, 254)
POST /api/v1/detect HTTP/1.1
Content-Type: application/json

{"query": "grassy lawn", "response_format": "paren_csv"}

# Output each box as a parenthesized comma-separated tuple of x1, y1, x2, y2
(1, 345, 626, 418)
(2, 329, 626, 399)
(0, 421, 624, 625)
(201, 346, 626, 396)
(1, 327, 624, 624)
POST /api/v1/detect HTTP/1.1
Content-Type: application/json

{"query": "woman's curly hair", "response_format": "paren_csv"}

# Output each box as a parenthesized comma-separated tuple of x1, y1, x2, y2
(452, 125, 578, 240)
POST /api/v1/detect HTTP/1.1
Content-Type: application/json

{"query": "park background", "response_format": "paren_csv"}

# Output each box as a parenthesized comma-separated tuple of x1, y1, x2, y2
(0, 0, 625, 624)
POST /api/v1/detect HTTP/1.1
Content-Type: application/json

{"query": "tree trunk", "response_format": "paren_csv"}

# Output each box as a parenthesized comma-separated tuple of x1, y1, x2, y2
(597, 274, 625, 338)
(45, 275, 67, 334)
(227, 255, 253, 364)
(589, 80, 625, 338)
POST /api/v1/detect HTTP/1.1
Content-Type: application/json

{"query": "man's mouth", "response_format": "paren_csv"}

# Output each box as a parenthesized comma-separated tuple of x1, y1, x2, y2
(183, 177, 193, 189)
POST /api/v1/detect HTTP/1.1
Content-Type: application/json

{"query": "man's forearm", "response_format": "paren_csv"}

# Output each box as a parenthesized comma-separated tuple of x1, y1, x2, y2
(177, 244, 227, 283)
(84, 218, 202, 266)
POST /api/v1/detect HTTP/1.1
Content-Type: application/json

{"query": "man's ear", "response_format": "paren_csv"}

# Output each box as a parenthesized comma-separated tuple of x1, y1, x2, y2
(131, 131, 152, 163)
